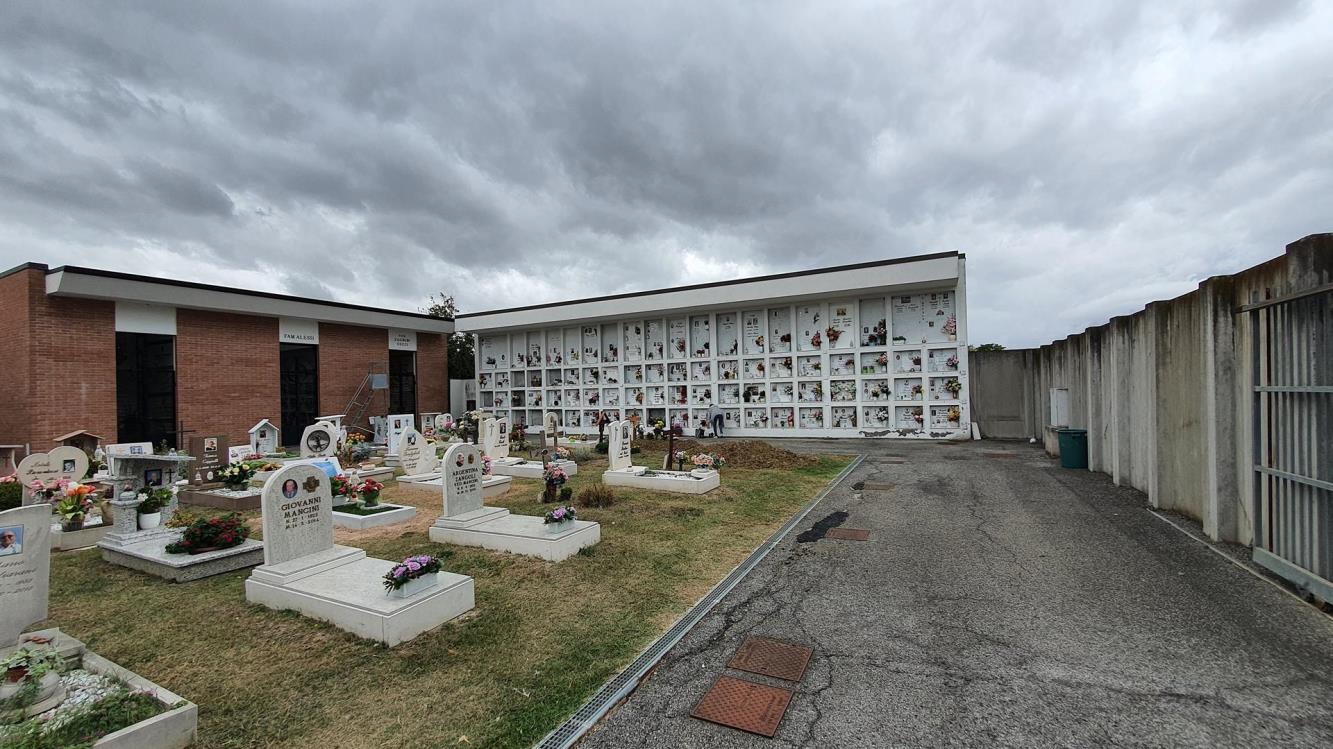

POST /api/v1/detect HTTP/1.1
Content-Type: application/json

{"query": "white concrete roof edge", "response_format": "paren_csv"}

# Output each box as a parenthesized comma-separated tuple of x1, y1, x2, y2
(460, 254, 962, 333)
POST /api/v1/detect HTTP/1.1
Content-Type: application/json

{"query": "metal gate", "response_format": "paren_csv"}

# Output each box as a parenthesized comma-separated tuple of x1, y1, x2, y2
(1247, 285, 1332, 602)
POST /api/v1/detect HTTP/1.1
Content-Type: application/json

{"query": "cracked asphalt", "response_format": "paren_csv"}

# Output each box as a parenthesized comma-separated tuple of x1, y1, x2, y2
(577, 439, 1333, 748)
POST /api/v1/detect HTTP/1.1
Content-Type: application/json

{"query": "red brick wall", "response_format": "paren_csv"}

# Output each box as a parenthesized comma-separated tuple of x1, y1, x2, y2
(176, 309, 281, 449)
(417, 332, 449, 415)
(0, 268, 35, 455)
(318, 323, 390, 432)
(31, 293, 117, 450)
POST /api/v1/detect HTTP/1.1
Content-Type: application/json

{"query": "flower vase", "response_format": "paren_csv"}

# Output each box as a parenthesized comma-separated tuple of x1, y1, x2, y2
(362, 491, 381, 507)
(545, 519, 572, 533)
(690, 468, 715, 478)
(61, 517, 85, 532)
(390, 572, 439, 599)
(138, 512, 162, 530)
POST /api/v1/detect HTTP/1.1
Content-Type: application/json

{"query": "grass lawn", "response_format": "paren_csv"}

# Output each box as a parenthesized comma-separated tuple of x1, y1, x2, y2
(44, 443, 850, 748)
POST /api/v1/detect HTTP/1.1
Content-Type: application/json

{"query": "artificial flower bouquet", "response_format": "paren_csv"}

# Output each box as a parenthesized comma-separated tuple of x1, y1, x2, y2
(218, 462, 257, 490)
(166, 512, 250, 555)
(382, 554, 443, 592)
(543, 504, 577, 524)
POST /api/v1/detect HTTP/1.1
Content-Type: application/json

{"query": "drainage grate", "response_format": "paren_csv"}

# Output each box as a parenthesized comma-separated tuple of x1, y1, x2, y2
(532, 455, 865, 748)
(728, 637, 813, 682)
(825, 527, 871, 541)
(690, 675, 794, 737)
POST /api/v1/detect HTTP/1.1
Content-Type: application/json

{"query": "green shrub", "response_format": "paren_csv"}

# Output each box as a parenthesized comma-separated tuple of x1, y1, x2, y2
(577, 484, 616, 508)
(0, 482, 21, 511)
(559, 486, 573, 502)
(594, 440, 608, 454)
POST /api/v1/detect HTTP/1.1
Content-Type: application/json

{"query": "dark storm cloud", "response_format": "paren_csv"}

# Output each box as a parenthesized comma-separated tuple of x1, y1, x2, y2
(0, 0, 1328, 346)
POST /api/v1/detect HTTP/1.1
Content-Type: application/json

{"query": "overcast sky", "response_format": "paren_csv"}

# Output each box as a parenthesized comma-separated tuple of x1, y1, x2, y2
(1, 1, 1328, 347)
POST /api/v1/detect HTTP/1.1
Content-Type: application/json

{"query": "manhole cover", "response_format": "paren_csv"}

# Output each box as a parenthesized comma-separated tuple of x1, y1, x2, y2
(728, 637, 814, 682)
(861, 482, 895, 491)
(825, 528, 871, 541)
(691, 675, 794, 737)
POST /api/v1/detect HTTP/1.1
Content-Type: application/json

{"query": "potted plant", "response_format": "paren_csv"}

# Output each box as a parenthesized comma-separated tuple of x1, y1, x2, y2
(382, 554, 444, 599)
(1, 646, 64, 711)
(54, 488, 96, 532)
(543, 504, 577, 526)
(218, 461, 257, 491)
(136, 488, 170, 529)
(357, 478, 385, 507)
(165, 512, 251, 555)
(541, 464, 568, 503)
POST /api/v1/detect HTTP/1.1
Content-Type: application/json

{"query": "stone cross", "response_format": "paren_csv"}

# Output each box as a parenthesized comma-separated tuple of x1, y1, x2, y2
(259, 463, 334, 567)
(441, 443, 484, 518)
(0, 505, 52, 646)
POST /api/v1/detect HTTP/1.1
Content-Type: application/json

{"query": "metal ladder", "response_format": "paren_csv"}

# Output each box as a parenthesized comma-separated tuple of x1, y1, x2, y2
(344, 361, 388, 436)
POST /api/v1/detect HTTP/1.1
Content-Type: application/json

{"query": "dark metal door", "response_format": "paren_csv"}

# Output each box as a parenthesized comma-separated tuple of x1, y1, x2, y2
(116, 332, 177, 446)
(389, 349, 417, 415)
(280, 343, 320, 446)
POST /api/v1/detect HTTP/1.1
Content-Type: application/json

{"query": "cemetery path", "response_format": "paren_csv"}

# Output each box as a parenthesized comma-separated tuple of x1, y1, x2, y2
(577, 439, 1333, 748)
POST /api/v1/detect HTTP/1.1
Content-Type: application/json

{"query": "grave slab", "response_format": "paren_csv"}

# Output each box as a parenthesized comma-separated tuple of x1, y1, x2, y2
(177, 486, 262, 511)
(50, 518, 113, 551)
(245, 463, 474, 646)
(331, 503, 417, 530)
(429, 514, 599, 562)
(487, 458, 578, 480)
(602, 468, 721, 494)
(100, 538, 264, 583)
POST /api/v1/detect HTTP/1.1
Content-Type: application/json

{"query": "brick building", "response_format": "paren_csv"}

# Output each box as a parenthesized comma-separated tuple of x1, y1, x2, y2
(0, 262, 452, 456)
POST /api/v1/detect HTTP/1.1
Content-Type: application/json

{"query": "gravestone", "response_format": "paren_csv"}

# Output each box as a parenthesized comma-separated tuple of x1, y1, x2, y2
(436, 413, 453, 434)
(16, 446, 90, 503)
(441, 443, 484, 518)
(385, 414, 414, 456)
(189, 435, 228, 485)
(259, 464, 334, 567)
(0, 505, 51, 646)
(228, 445, 251, 464)
(543, 412, 559, 451)
(299, 422, 337, 458)
(370, 416, 388, 445)
(494, 417, 511, 459)
(608, 420, 633, 471)
(398, 428, 436, 475)
(480, 418, 500, 456)
(249, 419, 279, 455)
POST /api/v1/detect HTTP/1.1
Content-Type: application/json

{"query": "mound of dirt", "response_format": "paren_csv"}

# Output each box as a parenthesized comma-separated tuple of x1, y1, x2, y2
(669, 439, 821, 470)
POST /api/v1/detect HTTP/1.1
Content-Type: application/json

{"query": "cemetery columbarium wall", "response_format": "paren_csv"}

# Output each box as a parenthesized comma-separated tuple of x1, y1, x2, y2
(460, 252, 971, 439)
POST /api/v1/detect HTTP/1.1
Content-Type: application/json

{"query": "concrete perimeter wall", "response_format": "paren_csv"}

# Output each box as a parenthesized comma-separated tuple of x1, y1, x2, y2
(970, 233, 1333, 545)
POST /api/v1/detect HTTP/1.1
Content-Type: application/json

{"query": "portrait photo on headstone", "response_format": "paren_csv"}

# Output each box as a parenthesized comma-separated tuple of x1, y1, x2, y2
(0, 525, 23, 556)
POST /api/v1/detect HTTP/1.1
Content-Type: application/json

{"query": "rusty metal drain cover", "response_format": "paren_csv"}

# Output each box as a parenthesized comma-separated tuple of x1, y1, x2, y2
(691, 675, 794, 737)
(728, 637, 814, 682)
(825, 527, 871, 541)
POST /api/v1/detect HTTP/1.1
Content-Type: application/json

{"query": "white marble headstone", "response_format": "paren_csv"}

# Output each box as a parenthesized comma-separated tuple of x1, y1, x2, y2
(228, 445, 251, 464)
(398, 428, 436, 475)
(259, 464, 334, 566)
(370, 416, 387, 445)
(544, 411, 559, 436)
(17, 446, 89, 502)
(480, 418, 500, 457)
(435, 413, 453, 433)
(608, 420, 633, 471)
(385, 414, 413, 456)
(299, 422, 337, 458)
(494, 417, 511, 459)
(441, 443, 484, 518)
(0, 505, 52, 646)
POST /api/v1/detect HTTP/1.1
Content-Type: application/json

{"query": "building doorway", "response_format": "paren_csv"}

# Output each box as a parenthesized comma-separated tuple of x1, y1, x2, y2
(116, 332, 177, 446)
(388, 349, 417, 415)
(280, 343, 319, 446)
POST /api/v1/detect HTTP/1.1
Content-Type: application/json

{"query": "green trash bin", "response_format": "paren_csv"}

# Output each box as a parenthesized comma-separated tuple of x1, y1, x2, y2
(1057, 428, 1088, 469)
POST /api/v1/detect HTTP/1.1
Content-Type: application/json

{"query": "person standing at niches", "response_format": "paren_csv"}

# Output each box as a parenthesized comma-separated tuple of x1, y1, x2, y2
(707, 403, 724, 437)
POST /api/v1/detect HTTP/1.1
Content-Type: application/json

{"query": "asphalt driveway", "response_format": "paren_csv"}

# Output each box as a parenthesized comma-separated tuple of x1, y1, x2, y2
(578, 439, 1333, 748)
